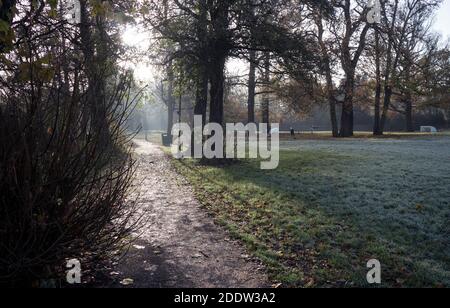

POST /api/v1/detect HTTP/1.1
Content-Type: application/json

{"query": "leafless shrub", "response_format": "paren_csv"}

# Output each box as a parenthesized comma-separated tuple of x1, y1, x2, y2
(0, 24, 142, 285)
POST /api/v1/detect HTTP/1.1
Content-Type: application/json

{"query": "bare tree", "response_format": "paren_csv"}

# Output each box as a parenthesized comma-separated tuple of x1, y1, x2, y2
(374, 0, 441, 134)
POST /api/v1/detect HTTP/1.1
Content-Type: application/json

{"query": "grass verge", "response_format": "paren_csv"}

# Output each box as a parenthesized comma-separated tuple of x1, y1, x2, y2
(168, 148, 449, 288)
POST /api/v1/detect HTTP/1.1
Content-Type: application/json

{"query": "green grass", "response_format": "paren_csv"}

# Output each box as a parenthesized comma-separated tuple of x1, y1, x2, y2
(169, 147, 449, 288)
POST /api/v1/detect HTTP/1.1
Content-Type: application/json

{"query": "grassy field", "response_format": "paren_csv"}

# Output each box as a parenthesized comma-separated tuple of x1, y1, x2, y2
(169, 136, 450, 287)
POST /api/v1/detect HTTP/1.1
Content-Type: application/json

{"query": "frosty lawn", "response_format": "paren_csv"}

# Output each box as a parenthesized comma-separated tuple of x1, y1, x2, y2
(170, 136, 450, 287)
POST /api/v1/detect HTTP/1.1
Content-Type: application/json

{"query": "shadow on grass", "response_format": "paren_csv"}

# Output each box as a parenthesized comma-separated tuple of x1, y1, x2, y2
(171, 149, 449, 287)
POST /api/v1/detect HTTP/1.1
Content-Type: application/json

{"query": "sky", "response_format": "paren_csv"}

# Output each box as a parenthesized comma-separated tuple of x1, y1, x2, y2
(121, 26, 154, 82)
(433, 0, 450, 40)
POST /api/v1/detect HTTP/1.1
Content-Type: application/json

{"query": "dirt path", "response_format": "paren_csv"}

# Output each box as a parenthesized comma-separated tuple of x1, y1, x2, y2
(108, 139, 268, 288)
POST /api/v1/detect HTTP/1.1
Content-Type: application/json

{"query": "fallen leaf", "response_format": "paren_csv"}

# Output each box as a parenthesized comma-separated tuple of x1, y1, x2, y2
(305, 278, 315, 288)
(120, 278, 134, 286)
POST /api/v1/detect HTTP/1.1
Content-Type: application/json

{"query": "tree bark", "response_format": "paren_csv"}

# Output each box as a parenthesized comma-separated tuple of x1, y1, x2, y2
(208, 2, 230, 127)
(209, 55, 226, 125)
(337, 0, 369, 137)
(373, 84, 382, 135)
(405, 100, 414, 132)
(404, 65, 414, 132)
(380, 85, 392, 133)
(93, 12, 111, 145)
(163, 0, 176, 135)
(316, 13, 338, 137)
(339, 71, 355, 137)
(246, 0, 257, 124)
(379, 0, 400, 135)
(79, 0, 113, 148)
(261, 52, 270, 133)
(373, 29, 382, 135)
(247, 49, 257, 124)
(194, 68, 208, 124)
(167, 62, 175, 135)
(194, 0, 209, 125)
(328, 93, 339, 138)
(339, 93, 354, 137)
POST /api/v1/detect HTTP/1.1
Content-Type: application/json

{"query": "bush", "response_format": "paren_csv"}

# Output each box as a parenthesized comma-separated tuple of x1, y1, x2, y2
(0, 68, 140, 287)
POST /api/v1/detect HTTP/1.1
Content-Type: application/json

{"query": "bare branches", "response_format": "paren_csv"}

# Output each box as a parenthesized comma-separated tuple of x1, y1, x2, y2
(0, 0, 140, 287)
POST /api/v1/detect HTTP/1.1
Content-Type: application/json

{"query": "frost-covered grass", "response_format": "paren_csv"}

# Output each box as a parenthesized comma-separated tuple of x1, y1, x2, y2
(170, 136, 450, 287)
(279, 131, 450, 140)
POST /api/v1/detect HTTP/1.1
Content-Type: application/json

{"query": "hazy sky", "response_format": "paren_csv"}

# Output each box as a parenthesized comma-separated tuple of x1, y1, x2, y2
(434, 0, 450, 40)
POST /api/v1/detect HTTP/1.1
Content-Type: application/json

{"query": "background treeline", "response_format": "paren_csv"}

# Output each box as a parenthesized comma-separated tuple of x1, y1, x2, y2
(0, 0, 140, 286)
(139, 0, 449, 137)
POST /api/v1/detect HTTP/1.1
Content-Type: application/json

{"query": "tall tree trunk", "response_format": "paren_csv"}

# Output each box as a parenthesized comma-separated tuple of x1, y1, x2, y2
(192, 69, 208, 156)
(405, 100, 414, 132)
(209, 54, 226, 126)
(194, 0, 209, 125)
(167, 62, 175, 135)
(328, 91, 339, 137)
(404, 64, 414, 132)
(337, 0, 369, 137)
(209, 57, 226, 126)
(194, 70, 208, 125)
(163, 0, 175, 135)
(323, 55, 338, 137)
(261, 52, 270, 133)
(79, 0, 113, 149)
(379, 0, 400, 135)
(339, 75, 354, 137)
(93, 12, 111, 146)
(316, 12, 338, 137)
(373, 84, 382, 135)
(340, 102, 354, 137)
(379, 91, 393, 136)
(373, 29, 382, 135)
(79, 0, 102, 143)
(247, 49, 257, 124)
(246, 0, 257, 124)
(208, 2, 230, 127)
(380, 85, 392, 133)
(207, 52, 226, 158)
